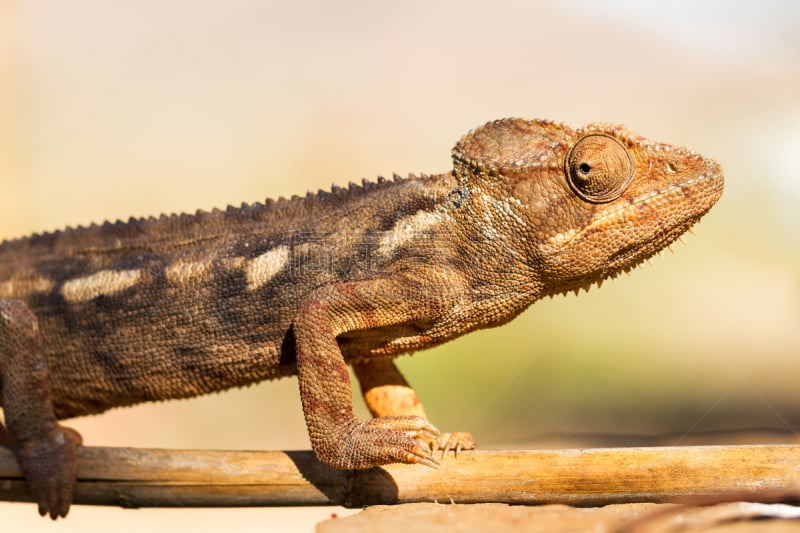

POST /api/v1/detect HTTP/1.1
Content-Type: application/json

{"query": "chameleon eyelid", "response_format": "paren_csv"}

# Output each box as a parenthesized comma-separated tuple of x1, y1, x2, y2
(565, 134, 635, 203)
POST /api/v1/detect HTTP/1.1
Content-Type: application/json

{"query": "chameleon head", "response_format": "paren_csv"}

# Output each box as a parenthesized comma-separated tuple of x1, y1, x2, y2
(452, 118, 724, 295)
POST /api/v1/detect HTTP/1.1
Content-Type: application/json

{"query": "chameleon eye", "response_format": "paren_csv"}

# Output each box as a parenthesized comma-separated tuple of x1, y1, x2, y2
(566, 134, 634, 203)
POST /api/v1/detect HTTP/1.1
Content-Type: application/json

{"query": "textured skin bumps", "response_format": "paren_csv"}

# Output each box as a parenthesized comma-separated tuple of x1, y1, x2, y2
(0, 118, 723, 518)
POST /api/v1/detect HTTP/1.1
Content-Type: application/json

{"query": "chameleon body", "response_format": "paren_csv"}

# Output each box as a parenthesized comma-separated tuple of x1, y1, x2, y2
(0, 119, 723, 518)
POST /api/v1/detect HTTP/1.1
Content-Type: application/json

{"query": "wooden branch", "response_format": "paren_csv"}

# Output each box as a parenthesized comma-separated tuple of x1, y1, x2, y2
(0, 445, 798, 509)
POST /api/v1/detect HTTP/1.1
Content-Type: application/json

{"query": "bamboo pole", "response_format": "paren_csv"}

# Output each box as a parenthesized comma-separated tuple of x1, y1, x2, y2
(0, 445, 798, 509)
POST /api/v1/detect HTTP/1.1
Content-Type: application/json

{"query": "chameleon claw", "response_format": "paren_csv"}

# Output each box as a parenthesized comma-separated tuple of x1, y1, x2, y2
(16, 425, 81, 520)
(409, 442, 441, 469)
(429, 431, 476, 462)
(416, 456, 441, 469)
(446, 439, 464, 460)
(415, 421, 440, 443)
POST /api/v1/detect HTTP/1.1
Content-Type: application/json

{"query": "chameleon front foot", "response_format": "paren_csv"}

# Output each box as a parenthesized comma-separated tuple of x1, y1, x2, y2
(430, 431, 476, 459)
(313, 415, 441, 470)
(16, 425, 82, 519)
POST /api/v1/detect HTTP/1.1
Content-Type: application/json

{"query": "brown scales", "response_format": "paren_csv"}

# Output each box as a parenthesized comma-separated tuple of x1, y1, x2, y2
(0, 118, 724, 518)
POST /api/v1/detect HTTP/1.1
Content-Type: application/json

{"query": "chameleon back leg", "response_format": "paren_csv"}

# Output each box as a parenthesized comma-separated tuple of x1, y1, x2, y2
(0, 298, 82, 519)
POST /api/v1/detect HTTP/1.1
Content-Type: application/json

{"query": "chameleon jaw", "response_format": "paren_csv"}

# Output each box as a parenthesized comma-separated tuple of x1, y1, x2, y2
(553, 164, 721, 250)
(545, 220, 700, 299)
(543, 160, 723, 298)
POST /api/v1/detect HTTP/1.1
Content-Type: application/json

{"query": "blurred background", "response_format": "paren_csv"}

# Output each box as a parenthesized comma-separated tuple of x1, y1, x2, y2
(2, 1, 799, 531)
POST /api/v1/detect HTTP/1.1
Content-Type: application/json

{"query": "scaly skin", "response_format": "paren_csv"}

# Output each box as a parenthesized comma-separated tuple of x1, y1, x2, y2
(0, 118, 723, 517)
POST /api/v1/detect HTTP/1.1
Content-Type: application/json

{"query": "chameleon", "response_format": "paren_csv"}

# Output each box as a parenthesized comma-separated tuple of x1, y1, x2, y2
(0, 118, 724, 518)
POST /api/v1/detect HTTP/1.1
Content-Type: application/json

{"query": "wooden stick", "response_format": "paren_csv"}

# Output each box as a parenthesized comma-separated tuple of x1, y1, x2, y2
(0, 445, 798, 508)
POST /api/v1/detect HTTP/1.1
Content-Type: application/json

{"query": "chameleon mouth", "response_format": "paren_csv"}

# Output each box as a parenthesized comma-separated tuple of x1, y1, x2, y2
(581, 161, 722, 246)
(547, 157, 724, 296)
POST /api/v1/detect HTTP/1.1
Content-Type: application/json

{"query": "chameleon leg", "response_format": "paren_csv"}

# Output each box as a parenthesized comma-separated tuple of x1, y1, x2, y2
(353, 357, 476, 457)
(353, 357, 428, 419)
(293, 278, 442, 470)
(0, 298, 82, 519)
